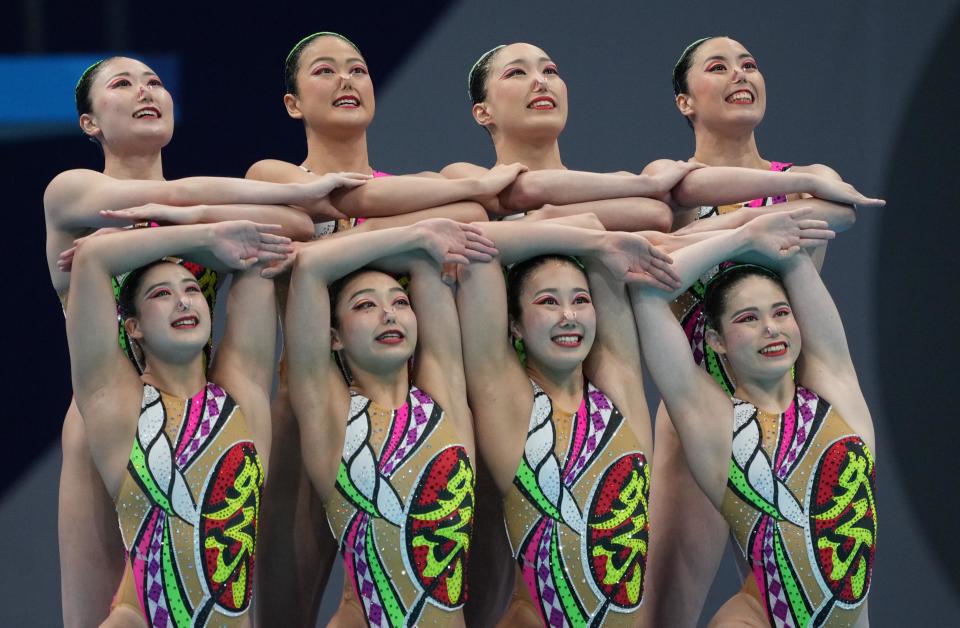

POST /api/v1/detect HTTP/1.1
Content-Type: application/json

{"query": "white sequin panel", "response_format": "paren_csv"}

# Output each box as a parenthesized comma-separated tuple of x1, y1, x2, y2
(343, 413, 370, 461)
(376, 481, 405, 527)
(732, 419, 760, 468)
(170, 472, 197, 523)
(147, 435, 173, 493)
(538, 455, 562, 507)
(350, 446, 378, 501)
(747, 449, 775, 504)
(560, 487, 585, 534)
(525, 419, 555, 471)
(137, 388, 164, 445)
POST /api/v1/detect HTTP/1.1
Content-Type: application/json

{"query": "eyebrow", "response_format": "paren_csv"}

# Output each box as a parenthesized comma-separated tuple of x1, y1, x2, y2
(501, 56, 552, 67)
(729, 301, 790, 318)
(307, 56, 366, 66)
(106, 71, 159, 81)
(347, 286, 405, 300)
(532, 286, 589, 297)
(702, 53, 754, 65)
(142, 277, 196, 294)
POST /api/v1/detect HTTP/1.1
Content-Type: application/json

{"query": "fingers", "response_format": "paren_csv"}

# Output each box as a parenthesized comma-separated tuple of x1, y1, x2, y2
(440, 262, 458, 285)
(786, 207, 814, 220)
(255, 250, 291, 263)
(853, 198, 885, 209)
(778, 245, 801, 257)
(253, 223, 285, 234)
(100, 209, 140, 219)
(443, 253, 471, 266)
(796, 219, 829, 230)
(338, 172, 374, 180)
(625, 271, 678, 292)
(648, 245, 675, 266)
(797, 228, 835, 242)
(237, 256, 259, 269)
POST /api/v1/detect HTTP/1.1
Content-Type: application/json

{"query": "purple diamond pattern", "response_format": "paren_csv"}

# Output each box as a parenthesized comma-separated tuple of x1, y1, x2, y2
(566, 385, 614, 485)
(350, 514, 388, 628)
(778, 388, 818, 478)
(145, 511, 173, 627)
(381, 388, 434, 476)
(177, 383, 227, 468)
(533, 520, 567, 627)
(761, 520, 794, 628)
(691, 315, 706, 366)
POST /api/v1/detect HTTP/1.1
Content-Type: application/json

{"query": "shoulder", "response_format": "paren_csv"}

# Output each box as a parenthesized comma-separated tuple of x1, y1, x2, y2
(641, 158, 681, 175)
(245, 159, 308, 183)
(44, 169, 105, 208)
(440, 161, 488, 178)
(789, 163, 842, 180)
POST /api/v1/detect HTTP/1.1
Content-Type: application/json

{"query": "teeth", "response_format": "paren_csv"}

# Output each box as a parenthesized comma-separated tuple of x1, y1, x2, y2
(553, 335, 580, 344)
(529, 99, 554, 109)
(760, 343, 786, 354)
(334, 97, 359, 106)
(173, 318, 197, 327)
(727, 91, 753, 103)
(134, 109, 158, 118)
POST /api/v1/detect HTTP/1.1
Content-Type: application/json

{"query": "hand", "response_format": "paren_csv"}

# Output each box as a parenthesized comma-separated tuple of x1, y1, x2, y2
(57, 227, 125, 272)
(100, 203, 201, 225)
(475, 162, 528, 197)
(209, 221, 294, 269)
(413, 219, 498, 266)
(648, 160, 705, 201)
(742, 209, 836, 259)
(260, 241, 305, 279)
(810, 176, 885, 209)
(296, 172, 371, 219)
(600, 232, 682, 291)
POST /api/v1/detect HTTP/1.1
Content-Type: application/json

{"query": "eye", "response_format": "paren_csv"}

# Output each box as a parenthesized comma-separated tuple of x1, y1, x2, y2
(573, 293, 592, 304)
(393, 296, 410, 307)
(109, 78, 132, 88)
(532, 295, 558, 306)
(350, 65, 368, 75)
(773, 307, 791, 317)
(148, 288, 171, 299)
(706, 62, 726, 73)
(503, 67, 526, 78)
(147, 78, 164, 87)
(185, 284, 201, 294)
(352, 300, 375, 310)
(742, 59, 758, 70)
(543, 64, 559, 75)
(312, 65, 335, 75)
(732, 312, 757, 324)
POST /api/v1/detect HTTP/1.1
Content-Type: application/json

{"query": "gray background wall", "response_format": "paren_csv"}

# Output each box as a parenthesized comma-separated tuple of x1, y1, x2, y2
(2, 1, 957, 625)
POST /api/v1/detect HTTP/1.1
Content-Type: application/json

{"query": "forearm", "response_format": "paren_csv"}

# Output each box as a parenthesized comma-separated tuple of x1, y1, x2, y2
(676, 198, 854, 236)
(530, 197, 673, 232)
(353, 202, 488, 231)
(658, 229, 751, 298)
(296, 225, 425, 281)
(329, 176, 485, 217)
(165, 176, 310, 207)
(475, 221, 607, 264)
(74, 224, 220, 275)
(500, 170, 657, 212)
(195, 204, 314, 240)
(671, 168, 815, 208)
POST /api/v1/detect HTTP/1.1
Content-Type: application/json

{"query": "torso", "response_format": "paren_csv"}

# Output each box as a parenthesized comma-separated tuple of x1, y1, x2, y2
(670, 161, 793, 394)
(503, 379, 650, 627)
(721, 386, 877, 627)
(113, 383, 264, 627)
(325, 386, 474, 627)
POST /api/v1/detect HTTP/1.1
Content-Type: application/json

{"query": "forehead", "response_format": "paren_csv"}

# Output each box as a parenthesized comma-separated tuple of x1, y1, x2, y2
(139, 263, 194, 290)
(300, 35, 364, 64)
(693, 37, 753, 64)
(722, 275, 788, 311)
(96, 57, 156, 84)
(339, 271, 403, 301)
(521, 260, 588, 294)
(493, 42, 553, 69)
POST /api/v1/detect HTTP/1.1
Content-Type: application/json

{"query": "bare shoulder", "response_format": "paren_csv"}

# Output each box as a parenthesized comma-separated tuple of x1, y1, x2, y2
(44, 169, 105, 210)
(440, 161, 489, 178)
(790, 163, 842, 180)
(641, 158, 681, 175)
(245, 158, 311, 183)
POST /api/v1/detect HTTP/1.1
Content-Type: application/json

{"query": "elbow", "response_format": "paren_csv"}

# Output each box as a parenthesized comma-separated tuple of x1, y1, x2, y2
(287, 211, 316, 242)
(644, 200, 674, 233)
(501, 175, 546, 212)
(836, 206, 857, 232)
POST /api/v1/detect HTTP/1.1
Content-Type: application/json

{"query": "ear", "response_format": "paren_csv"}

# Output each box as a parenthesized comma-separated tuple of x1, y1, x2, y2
(676, 93, 694, 119)
(704, 327, 725, 355)
(508, 319, 523, 343)
(330, 327, 343, 352)
(283, 93, 303, 120)
(79, 113, 101, 140)
(472, 102, 493, 127)
(124, 317, 143, 342)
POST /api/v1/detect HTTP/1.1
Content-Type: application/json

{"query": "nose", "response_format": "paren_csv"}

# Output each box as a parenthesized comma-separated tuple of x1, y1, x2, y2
(533, 74, 548, 90)
(763, 321, 778, 337)
(382, 306, 396, 323)
(176, 294, 192, 312)
(561, 309, 577, 323)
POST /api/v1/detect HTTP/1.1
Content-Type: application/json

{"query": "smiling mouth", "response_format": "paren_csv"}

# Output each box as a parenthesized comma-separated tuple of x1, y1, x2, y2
(759, 341, 788, 356)
(552, 334, 582, 347)
(726, 90, 754, 104)
(333, 96, 360, 108)
(376, 330, 405, 344)
(133, 107, 161, 119)
(172, 316, 199, 329)
(528, 97, 556, 110)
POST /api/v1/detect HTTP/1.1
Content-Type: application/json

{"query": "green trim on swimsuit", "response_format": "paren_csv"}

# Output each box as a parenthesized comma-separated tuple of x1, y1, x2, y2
(364, 517, 406, 627)
(130, 439, 173, 514)
(550, 524, 587, 627)
(161, 522, 194, 626)
(336, 462, 381, 518)
(515, 458, 562, 521)
(773, 526, 811, 627)
(727, 460, 782, 521)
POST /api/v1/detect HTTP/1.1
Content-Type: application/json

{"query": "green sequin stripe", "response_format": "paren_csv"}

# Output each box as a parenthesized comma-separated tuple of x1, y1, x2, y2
(129, 439, 173, 514)
(364, 520, 406, 627)
(704, 346, 734, 395)
(727, 460, 782, 521)
(515, 458, 562, 521)
(550, 525, 588, 628)
(773, 525, 811, 627)
(161, 521, 194, 626)
(336, 461, 381, 518)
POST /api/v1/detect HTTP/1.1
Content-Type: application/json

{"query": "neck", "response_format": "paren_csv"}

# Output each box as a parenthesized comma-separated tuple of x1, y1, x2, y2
(493, 133, 564, 170)
(102, 146, 164, 180)
(349, 365, 410, 409)
(525, 359, 583, 410)
(302, 127, 372, 174)
(732, 372, 795, 413)
(140, 356, 207, 398)
(692, 125, 767, 169)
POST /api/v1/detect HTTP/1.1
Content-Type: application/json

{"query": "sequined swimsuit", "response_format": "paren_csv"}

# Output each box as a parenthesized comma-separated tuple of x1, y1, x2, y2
(670, 161, 792, 394)
(325, 386, 475, 627)
(113, 383, 264, 627)
(722, 386, 877, 627)
(298, 166, 390, 236)
(504, 380, 650, 627)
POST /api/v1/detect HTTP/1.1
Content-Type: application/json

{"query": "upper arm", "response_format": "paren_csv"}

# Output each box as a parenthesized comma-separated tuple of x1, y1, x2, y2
(209, 267, 278, 398)
(530, 198, 673, 232)
(245, 159, 315, 184)
(44, 170, 155, 230)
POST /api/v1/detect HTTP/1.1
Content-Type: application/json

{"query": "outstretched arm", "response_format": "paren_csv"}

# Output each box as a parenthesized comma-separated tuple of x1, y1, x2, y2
(44, 168, 367, 231)
(99, 203, 315, 241)
(525, 197, 674, 232)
